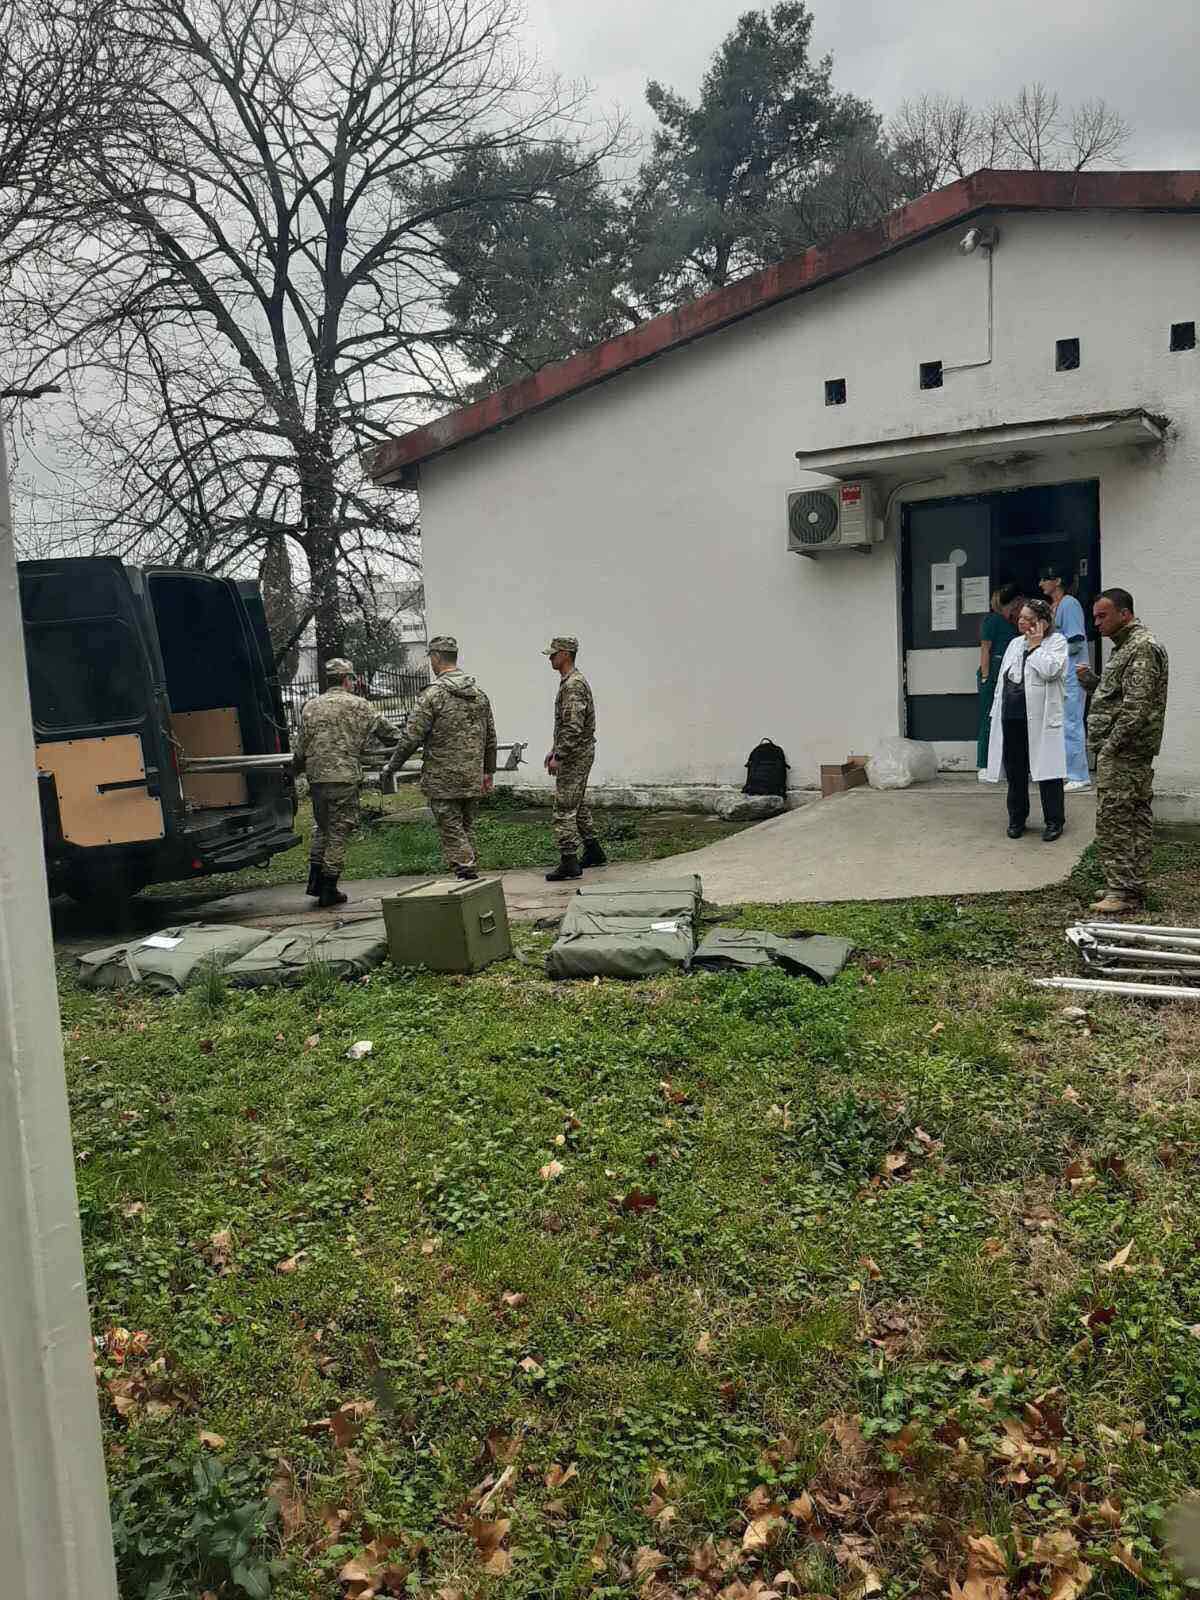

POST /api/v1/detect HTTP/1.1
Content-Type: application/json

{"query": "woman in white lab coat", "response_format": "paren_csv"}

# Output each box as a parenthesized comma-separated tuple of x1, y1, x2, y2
(983, 597, 1068, 841)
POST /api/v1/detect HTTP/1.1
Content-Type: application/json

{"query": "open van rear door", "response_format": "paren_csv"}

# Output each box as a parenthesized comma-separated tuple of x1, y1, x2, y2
(235, 579, 290, 749)
(19, 557, 167, 848)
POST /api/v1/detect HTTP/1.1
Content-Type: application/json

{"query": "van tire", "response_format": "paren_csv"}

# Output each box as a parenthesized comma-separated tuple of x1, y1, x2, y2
(63, 861, 150, 909)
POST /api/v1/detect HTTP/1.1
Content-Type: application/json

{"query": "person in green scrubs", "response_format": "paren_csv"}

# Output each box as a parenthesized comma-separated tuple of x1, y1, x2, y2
(977, 583, 1021, 773)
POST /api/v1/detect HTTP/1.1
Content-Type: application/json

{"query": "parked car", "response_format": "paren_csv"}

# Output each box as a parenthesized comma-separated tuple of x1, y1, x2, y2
(20, 556, 299, 905)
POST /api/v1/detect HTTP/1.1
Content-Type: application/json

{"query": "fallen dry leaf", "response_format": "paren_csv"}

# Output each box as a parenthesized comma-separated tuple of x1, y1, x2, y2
(743, 1514, 784, 1553)
(1022, 1205, 1056, 1233)
(695, 1331, 713, 1357)
(787, 1490, 815, 1523)
(858, 1256, 882, 1280)
(500, 1290, 526, 1309)
(122, 1201, 146, 1219)
(304, 1033, 320, 1049)
(544, 1461, 579, 1491)
(633, 1546, 669, 1580)
(1112, 1542, 1146, 1581)
(518, 1356, 544, 1376)
(197, 1430, 226, 1450)
(268, 1463, 306, 1541)
(345, 1039, 373, 1060)
(485, 1432, 524, 1465)
(469, 1515, 512, 1575)
(883, 1151, 909, 1176)
(1101, 1240, 1134, 1273)
(617, 1187, 659, 1214)
(276, 1250, 309, 1274)
(205, 1228, 234, 1274)
(589, 1532, 612, 1572)
(329, 1398, 375, 1449)
(1061, 1084, 1082, 1104)
(538, 1159, 564, 1182)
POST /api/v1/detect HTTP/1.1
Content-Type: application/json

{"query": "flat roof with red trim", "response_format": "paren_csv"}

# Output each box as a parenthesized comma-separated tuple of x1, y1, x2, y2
(367, 169, 1200, 487)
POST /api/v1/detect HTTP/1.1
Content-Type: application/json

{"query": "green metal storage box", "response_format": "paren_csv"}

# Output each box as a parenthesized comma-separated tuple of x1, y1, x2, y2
(382, 877, 512, 973)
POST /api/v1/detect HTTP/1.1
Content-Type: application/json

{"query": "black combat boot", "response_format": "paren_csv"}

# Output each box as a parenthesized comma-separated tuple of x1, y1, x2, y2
(306, 861, 323, 897)
(579, 837, 607, 868)
(545, 853, 583, 882)
(317, 874, 348, 908)
(455, 864, 480, 881)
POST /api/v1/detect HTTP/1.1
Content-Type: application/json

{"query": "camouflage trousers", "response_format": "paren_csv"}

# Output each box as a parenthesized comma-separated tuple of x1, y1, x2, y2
(552, 749, 596, 854)
(429, 798, 480, 869)
(1095, 754, 1155, 897)
(310, 782, 359, 874)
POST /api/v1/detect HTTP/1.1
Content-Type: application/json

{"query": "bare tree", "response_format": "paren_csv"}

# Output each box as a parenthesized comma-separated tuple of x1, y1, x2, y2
(0, 0, 123, 400)
(20, 0, 603, 669)
(888, 80, 1131, 194)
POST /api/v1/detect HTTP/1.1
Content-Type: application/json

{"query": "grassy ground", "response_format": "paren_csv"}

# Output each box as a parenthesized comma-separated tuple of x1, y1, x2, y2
(146, 789, 751, 902)
(67, 830, 1200, 1600)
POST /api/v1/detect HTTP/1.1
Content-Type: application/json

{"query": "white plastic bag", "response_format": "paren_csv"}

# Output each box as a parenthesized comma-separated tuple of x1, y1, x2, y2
(866, 737, 938, 790)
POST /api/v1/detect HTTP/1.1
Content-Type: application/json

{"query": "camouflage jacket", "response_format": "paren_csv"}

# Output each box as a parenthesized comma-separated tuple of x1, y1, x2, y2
(388, 669, 497, 798)
(1085, 621, 1169, 763)
(553, 669, 596, 759)
(292, 687, 401, 785)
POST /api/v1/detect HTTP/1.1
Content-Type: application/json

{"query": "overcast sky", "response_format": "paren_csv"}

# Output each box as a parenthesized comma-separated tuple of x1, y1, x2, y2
(524, 0, 1199, 170)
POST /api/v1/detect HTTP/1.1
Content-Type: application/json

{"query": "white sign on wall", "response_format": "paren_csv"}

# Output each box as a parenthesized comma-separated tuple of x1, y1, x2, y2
(931, 562, 958, 631)
(961, 576, 990, 615)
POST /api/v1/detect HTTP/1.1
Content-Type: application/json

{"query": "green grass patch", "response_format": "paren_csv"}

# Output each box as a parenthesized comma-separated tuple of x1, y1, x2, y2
(64, 826, 1200, 1597)
(145, 791, 750, 902)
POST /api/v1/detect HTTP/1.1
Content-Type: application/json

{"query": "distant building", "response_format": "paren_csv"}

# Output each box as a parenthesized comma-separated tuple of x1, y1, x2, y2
(368, 170, 1200, 812)
(295, 578, 426, 682)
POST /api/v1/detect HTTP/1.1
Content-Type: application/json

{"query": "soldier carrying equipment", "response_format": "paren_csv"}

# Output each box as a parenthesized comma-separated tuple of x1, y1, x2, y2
(383, 636, 497, 880)
(292, 657, 402, 908)
(542, 635, 605, 882)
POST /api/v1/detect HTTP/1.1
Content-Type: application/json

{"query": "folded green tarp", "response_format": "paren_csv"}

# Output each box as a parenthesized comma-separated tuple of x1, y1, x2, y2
(545, 910, 695, 979)
(692, 928, 854, 984)
(559, 883, 701, 937)
(77, 923, 270, 993)
(225, 915, 389, 987)
(574, 876, 702, 903)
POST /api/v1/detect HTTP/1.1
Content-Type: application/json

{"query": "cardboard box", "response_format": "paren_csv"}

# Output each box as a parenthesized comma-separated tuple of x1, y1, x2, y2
(820, 762, 868, 798)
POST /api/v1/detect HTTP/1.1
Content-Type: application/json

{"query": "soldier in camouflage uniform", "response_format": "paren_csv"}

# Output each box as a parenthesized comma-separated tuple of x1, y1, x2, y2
(383, 636, 497, 880)
(292, 658, 402, 908)
(1077, 588, 1169, 914)
(542, 635, 605, 882)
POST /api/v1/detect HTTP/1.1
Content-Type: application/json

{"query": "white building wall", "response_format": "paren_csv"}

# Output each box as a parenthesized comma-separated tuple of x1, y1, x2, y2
(418, 212, 1200, 797)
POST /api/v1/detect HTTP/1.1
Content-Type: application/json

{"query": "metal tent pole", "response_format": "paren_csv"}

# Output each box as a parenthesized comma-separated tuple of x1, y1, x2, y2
(0, 424, 118, 1598)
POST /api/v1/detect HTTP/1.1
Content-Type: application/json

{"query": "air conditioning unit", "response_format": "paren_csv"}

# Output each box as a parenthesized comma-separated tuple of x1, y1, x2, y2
(787, 482, 881, 556)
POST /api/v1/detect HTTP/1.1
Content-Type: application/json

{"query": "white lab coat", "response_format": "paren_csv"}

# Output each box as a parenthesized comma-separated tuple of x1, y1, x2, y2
(983, 632, 1068, 784)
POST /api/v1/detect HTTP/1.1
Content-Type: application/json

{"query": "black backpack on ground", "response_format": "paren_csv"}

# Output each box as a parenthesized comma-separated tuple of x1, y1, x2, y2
(743, 738, 789, 797)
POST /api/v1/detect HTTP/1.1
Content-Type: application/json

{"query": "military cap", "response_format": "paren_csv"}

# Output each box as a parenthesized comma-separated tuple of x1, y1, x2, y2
(542, 635, 579, 655)
(325, 657, 354, 676)
(427, 635, 458, 654)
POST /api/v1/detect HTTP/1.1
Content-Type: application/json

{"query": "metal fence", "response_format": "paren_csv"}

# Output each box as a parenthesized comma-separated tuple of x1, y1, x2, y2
(280, 664, 431, 731)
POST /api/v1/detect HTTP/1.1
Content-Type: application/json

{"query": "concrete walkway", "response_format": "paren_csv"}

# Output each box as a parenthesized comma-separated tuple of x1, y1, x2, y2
(185, 778, 1094, 925)
(619, 779, 1095, 904)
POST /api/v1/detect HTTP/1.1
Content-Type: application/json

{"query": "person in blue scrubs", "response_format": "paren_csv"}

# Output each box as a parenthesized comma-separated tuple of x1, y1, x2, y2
(1039, 564, 1090, 790)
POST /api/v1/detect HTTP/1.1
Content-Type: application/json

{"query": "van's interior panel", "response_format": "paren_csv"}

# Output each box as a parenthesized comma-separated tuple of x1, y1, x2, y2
(171, 707, 249, 809)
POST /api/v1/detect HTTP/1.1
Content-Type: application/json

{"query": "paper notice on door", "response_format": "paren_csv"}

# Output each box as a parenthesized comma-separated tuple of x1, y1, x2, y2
(930, 563, 957, 631)
(961, 575, 990, 615)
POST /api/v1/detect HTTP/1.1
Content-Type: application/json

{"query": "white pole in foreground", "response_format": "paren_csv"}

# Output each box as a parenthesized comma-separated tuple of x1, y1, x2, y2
(0, 424, 118, 1597)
